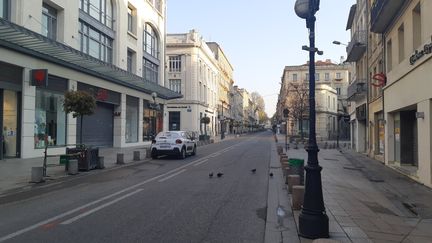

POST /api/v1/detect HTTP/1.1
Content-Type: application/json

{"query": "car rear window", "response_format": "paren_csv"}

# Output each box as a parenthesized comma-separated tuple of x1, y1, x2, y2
(156, 132, 180, 139)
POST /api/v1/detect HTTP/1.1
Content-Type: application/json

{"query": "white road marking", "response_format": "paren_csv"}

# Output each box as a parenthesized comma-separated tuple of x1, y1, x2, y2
(158, 169, 187, 182)
(193, 159, 209, 166)
(60, 189, 143, 225)
(0, 142, 244, 242)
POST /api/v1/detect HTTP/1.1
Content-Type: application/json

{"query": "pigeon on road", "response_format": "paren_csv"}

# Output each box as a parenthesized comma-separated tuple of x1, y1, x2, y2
(251, 169, 257, 174)
(269, 172, 274, 177)
(217, 172, 223, 178)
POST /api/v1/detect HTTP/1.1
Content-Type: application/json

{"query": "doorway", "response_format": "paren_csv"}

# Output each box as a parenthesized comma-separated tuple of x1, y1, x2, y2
(0, 90, 21, 159)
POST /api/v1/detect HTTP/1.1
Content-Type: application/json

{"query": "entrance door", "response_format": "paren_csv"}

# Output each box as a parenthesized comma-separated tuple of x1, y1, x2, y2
(77, 102, 114, 147)
(0, 90, 20, 159)
(169, 111, 180, 131)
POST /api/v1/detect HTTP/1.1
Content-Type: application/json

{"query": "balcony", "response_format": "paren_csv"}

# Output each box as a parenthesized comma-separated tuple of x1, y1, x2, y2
(370, 0, 405, 33)
(347, 79, 367, 101)
(346, 30, 367, 62)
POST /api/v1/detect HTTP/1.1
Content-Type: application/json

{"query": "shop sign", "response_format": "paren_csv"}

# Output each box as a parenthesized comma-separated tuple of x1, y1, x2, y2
(371, 73, 386, 87)
(205, 110, 214, 114)
(30, 69, 48, 87)
(96, 88, 109, 101)
(410, 39, 432, 65)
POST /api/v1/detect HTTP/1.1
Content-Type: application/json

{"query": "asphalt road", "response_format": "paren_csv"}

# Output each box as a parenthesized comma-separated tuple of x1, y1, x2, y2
(0, 132, 273, 243)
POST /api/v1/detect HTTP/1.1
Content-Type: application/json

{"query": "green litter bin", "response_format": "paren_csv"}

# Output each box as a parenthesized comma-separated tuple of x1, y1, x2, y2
(59, 155, 69, 165)
(288, 158, 304, 184)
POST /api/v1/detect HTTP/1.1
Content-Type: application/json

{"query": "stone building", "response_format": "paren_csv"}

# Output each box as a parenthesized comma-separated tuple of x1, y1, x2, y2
(0, 0, 180, 159)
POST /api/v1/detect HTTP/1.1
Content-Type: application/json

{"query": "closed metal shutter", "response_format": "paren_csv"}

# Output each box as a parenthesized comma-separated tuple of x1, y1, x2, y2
(77, 102, 114, 147)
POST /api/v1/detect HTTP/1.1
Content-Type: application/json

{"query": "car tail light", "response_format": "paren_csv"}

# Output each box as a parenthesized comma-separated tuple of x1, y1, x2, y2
(176, 139, 182, 144)
(152, 139, 156, 144)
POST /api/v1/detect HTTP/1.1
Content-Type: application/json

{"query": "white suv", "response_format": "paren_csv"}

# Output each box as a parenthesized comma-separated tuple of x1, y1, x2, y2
(150, 131, 197, 159)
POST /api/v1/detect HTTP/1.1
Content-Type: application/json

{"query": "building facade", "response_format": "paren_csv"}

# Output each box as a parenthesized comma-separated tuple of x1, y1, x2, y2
(0, 0, 181, 159)
(277, 60, 351, 140)
(207, 42, 235, 136)
(371, 0, 432, 187)
(346, 0, 368, 153)
(165, 30, 219, 136)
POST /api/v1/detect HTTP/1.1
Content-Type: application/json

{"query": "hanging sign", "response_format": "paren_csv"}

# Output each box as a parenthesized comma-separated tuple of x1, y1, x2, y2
(371, 73, 386, 87)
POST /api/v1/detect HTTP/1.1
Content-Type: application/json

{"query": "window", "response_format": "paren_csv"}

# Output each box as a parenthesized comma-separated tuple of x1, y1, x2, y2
(127, 5, 134, 33)
(387, 39, 393, 71)
(325, 73, 329, 81)
(144, 23, 159, 58)
(413, 3, 421, 50)
(34, 89, 66, 148)
(398, 24, 405, 63)
(169, 56, 182, 72)
(143, 58, 158, 83)
(0, 0, 8, 19)
(79, 0, 113, 28)
(127, 49, 135, 73)
(169, 79, 181, 94)
(42, 3, 57, 40)
(316, 73, 320, 81)
(336, 87, 341, 95)
(143, 101, 163, 141)
(336, 73, 341, 79)
(154, 0, 162, 12)
(292, 73, 297, 82)
(79, 21, 113, 63)
(305, 73, 309, 81)
(126, 96, 139, 143)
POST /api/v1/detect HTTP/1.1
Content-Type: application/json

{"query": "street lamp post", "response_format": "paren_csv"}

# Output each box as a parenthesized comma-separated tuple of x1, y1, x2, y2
(283, 108, 290, 152)
(221, 101, 225, 140)
(294, 0, 329, 239)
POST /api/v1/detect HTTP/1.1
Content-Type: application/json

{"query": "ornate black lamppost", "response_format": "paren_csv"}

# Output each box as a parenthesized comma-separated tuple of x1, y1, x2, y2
(294, 0, 329, 239)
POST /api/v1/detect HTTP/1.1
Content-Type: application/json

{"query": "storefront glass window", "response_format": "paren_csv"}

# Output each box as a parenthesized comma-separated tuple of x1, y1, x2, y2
(143, 101, 163, 141)
(34, 89, 66, 148)
(126, 96, 139, 143)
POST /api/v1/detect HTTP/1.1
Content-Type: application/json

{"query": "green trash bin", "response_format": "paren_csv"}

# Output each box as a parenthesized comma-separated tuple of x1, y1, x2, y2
(59, 155, 69, 165)
(288, 158, 304, 184)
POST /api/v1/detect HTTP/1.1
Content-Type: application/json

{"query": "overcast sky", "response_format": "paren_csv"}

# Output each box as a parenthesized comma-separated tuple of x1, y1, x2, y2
(166, 0, 354, 116)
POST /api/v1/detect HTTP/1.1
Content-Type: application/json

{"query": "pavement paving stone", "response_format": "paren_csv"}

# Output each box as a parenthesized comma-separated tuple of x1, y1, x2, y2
(408, 219, 432, 237)
(365, 231, 407, 242)
(342, 226, 369, 239)
(402, 235, 432, 243)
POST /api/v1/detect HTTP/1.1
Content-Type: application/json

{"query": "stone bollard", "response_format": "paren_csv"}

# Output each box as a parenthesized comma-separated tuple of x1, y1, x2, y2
(68, 159, 78, 175)
(117, 153, 125, 165)
(285, 167, 293, 184)
(280, 155, 288, 163)
(133, 151, 140, 161)
(292, 185, 305, 210)
(287, 175, 301, 193)
(281, 162, 289, 175)
(31, 167, 44, 183)
(97, 156, 105, 169)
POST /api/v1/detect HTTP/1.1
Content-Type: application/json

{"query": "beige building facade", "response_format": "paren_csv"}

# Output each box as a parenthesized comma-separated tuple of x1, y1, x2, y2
(277, 60, 350, 140)
(0, 0, 181, 159)
(372, 0, 432, 187)
(165, 30, 219, 136)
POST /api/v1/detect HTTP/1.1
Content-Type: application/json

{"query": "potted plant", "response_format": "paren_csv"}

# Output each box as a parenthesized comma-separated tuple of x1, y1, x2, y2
(63, 90, 98, 171)
(199, 116, 211, 141)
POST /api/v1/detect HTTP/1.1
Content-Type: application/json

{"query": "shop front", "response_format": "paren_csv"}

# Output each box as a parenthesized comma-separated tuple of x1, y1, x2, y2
(77, 83, 120, 147)
(0, 62, 22, 159)
(143, 100, 163, 140)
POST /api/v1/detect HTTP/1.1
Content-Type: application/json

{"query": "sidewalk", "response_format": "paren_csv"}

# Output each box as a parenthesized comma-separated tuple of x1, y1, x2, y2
(0, 134, 243, 197)
(273, 133, 432, 242)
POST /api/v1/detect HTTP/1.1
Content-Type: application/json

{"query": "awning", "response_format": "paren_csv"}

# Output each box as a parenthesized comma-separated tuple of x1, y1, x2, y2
(0, 18, 182, 100)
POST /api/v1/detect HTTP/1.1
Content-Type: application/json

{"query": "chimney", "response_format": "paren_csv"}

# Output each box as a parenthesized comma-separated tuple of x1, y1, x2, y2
(340, 56, 345, 64)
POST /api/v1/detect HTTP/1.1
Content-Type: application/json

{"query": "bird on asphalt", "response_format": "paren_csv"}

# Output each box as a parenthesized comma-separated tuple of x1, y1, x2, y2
(251, 168, 257, 174)
(217, 172, 223, 178)
(269, 172, 274, 177)
(209, 172, 213, 178)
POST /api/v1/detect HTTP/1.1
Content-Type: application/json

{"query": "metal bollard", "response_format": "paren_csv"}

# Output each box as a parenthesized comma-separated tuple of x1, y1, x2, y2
(68, 159, 78, 175)
(133, 151, 140, 161)
(117, 153, 125, 165)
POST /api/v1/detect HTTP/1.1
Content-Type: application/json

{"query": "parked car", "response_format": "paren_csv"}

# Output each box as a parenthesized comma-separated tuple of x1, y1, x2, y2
(150, 131, 197, 159)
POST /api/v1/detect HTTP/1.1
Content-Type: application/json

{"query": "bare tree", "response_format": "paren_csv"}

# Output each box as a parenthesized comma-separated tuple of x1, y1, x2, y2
(284, 82, 309, 140)
(250, 92, 269, 124)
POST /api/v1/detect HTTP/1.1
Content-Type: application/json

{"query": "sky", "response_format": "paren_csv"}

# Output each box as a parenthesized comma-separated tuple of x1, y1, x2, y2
(166, 0, 354, 117)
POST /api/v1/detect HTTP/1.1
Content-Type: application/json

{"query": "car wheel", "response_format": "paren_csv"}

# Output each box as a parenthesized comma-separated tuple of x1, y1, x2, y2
(179, 147, 186, 159)
(151, 149, 158, 159)
(191, 146, 196, 156)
